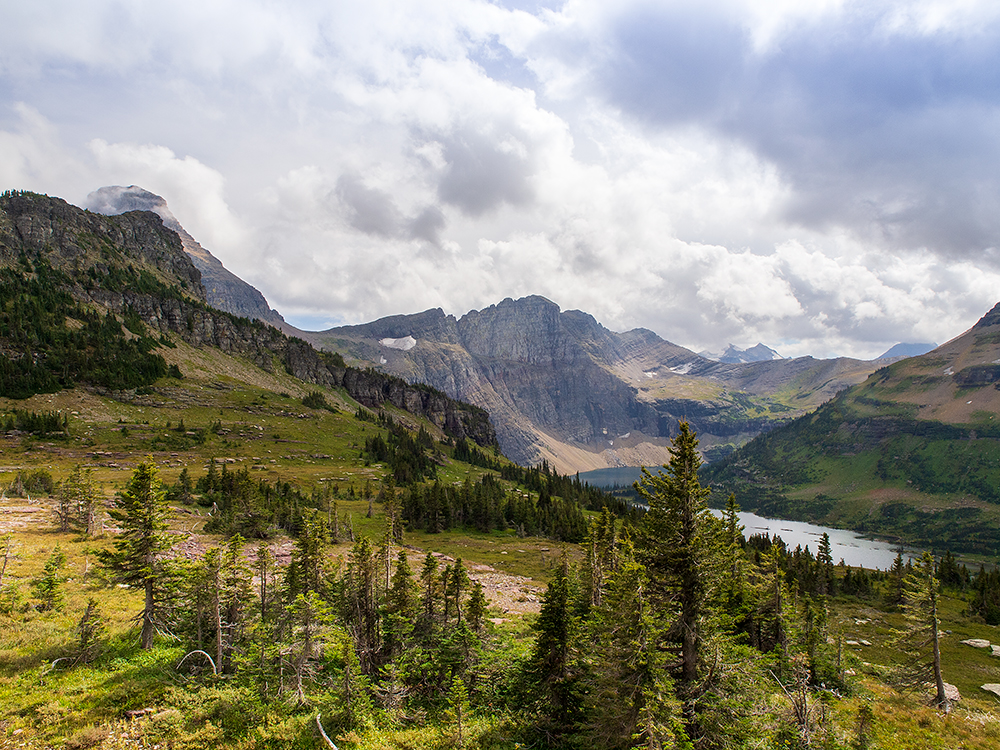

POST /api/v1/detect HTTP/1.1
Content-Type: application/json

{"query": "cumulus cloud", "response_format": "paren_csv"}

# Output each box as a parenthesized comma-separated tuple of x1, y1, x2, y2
(2, 0, 999, 360)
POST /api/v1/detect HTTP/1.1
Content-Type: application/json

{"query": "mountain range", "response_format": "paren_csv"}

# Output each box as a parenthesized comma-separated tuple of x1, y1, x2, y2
(84, 186, 931, 474)
(6, 185, 1000, 554)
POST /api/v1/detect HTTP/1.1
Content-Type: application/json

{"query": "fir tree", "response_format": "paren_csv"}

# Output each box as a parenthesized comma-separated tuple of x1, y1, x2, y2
(634, 421, 711, 694)
(98, 460, 172, 649)
(892, 551, 949, 710)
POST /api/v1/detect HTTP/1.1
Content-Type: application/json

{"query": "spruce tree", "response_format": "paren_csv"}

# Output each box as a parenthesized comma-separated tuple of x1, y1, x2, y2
(892, 551, 948, 709)
(527, 555, 579, 737)
(98, 460, 171, 649)
(583, 540, 684, 749)
(634, 421, 711, 692)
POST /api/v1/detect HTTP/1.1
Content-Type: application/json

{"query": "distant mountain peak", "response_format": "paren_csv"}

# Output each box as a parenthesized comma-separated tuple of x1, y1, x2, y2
(699, 343, 785, 363)
(85, 186, 285, 328)
(875, 342, 937, 360)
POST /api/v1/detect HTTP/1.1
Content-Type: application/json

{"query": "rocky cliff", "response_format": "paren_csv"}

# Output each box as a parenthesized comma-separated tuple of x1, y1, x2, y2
(0, 191, 495, 447)
(307, 296, 883, 471)
(86, 186, 286, 328)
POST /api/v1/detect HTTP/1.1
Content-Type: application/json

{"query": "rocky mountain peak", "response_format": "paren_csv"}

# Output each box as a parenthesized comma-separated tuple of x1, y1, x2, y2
(85, 186, 285, 328)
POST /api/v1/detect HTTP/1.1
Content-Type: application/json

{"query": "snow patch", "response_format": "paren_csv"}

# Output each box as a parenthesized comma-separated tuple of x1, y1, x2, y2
(619, 432, 630, 439)
(644, 371, 657, 378)
(380, 336, 417, 351)
(670, 362, 693, 375)
(944, 366, 954, 375)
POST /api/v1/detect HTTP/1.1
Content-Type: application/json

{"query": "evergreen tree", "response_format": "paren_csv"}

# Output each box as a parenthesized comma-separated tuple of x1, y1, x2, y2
(892, 551, 949, 710)
(634, 422, 711, 697)
(98, 460, 172, 649)
(33, 545, 66, 612)
(57, 465, 98, 534)
(383, 550, 418, 658)
(527, 555, 580, 738)
(583, 541, 685, 749)
(467, 580, 488, 634)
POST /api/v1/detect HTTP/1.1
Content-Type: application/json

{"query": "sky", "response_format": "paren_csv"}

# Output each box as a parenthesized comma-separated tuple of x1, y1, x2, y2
(2, 0, 1000, 359)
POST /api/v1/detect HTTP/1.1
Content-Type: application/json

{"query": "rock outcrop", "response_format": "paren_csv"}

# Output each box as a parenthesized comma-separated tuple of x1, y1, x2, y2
(86, 186, 286, 328)
(307, 296, 882, 471)
(0, 191, 495, 448)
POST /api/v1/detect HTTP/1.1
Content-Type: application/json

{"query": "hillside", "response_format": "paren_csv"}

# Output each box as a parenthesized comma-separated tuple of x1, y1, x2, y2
(0, 190, 494, 448)
(3, 190, 1000, 750)
(306, 296, 884, 473)
(703, 302, 1000, 555)
(86, 185, 287, 328)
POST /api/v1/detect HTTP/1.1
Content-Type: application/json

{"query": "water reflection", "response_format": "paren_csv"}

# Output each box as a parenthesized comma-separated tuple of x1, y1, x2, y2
(713, 510, 918, 571)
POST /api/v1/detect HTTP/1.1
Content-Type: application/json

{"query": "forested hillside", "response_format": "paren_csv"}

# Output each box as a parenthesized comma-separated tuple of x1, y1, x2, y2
(2, 189, 1000, 749)
(703, 304, 1000, 556)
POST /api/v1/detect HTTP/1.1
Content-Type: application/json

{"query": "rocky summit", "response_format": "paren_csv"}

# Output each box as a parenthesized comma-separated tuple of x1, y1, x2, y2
(305, 296, 884, 472)
(86, 186, 286, 328)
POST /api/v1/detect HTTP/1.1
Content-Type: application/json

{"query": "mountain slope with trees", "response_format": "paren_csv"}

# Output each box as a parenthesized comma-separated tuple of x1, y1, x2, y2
(704, 302, 1000, 555)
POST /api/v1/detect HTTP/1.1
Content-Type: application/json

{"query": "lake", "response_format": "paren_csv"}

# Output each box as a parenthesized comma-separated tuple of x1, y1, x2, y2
(578, 467, 916, 570)
(717, 510, 917, 571)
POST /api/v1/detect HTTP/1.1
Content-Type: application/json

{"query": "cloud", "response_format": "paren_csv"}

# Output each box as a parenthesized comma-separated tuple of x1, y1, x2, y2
(2, 0, 1000, 361)
(574, 1, 1000, 259)
(87, 139, 247, 260)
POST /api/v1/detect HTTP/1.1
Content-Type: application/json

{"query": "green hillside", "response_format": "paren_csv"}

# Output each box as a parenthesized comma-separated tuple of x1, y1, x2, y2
(3, 190, 1000, 749)
(704, 304, 1000, 557)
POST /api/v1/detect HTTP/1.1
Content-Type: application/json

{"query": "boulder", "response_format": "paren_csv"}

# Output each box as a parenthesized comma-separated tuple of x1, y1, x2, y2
(961, 638, 991, 649)
(981, 684, 1000, 698)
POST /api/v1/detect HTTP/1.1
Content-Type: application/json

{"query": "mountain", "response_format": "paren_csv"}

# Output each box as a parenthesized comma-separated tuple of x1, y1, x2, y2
(699, 342, 785, 363)
(303, 296, 885, 473)
(703, 306, 1000, 554)
(85, 186, 287, 329)
(876, 342, 938, 360)
(0, 190, 494, 446)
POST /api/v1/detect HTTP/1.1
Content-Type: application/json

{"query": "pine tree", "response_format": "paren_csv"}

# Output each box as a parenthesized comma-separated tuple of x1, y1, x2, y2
(98, 460, 172, 649)
(57, 465, 98, 534)
(816, 533, 834, 597)
(383, 550, 418, 658)
(634, 421, 711, 692)
(527, 555, 579, 737)
(892, 551, 948, 709)
(583, 541, 685, 749)
(467, 580, 488, 634)
(33, 545, 66, 612)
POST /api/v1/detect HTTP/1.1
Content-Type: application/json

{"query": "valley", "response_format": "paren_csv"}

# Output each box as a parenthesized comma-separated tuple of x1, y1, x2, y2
(2, 188, 1000, 749)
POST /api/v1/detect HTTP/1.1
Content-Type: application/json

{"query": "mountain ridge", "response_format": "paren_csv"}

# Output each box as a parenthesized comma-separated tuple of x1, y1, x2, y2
(304, 296, 887, 472)
(702, 308, 1000, 554)
(86, 186, 287, 329)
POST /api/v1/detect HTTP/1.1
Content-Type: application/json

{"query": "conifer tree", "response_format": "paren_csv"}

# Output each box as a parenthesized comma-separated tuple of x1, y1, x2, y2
(527, 555, 579, 737)
(419, 552, 440, 636)
(98, 460, 171, 649)
(467, 580, 488, 634)
(33, 545, 66, 612)
(892, 551, 948, 709)
(383, 550, 418, 658)
(583, 541, 684, 749)
(345, 535, 381, 672)
(634, 421, 711, 694)
(57, 465, 98, 533)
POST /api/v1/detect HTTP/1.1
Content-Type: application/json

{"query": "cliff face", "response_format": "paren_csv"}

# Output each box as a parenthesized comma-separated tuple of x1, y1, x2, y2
(0, 191, 204, 297)
(0, 191, 495, 448)
(309, 296, 883, 471)
(86, 186, 286, 328)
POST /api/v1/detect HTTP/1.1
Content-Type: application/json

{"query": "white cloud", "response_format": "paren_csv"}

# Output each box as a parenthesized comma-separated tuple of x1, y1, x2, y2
(1, 0, 998, 361)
